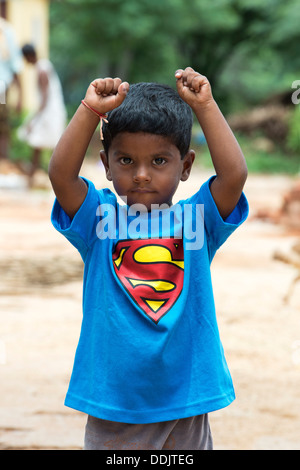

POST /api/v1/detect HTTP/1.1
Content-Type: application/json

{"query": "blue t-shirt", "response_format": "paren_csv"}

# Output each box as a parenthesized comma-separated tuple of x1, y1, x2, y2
(51, 176, 249, 423)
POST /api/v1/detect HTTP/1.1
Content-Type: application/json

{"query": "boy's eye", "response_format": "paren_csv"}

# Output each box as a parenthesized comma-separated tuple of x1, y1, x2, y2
(120, 157, 132, 165)
(153, 157, 166, 166)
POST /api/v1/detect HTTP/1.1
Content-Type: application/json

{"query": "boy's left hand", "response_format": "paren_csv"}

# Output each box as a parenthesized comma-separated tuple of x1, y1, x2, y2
(175, 67, 213, 109)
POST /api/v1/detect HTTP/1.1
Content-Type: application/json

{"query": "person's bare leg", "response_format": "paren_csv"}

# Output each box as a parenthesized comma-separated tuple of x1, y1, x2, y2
(0, 135, 9, 159)
(28, 148, 41, 187)
(30, 148, 41, 176)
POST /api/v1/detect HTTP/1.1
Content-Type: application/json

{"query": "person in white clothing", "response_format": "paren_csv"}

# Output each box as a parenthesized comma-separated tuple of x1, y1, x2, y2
(18, 44, 66, 177)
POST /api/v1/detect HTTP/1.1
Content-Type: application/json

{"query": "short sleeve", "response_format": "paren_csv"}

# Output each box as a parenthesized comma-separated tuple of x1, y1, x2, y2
(190, 176, 249, 260)
(51, 178, 113, 260)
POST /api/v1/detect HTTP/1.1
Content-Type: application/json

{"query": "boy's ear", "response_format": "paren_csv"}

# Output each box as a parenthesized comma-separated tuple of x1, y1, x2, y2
(181, 149, 195, 181)
(100, 150, 112, 181)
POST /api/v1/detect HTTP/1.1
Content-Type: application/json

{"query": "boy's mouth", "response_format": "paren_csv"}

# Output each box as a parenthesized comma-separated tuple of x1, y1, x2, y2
(131, 187, 155, 193)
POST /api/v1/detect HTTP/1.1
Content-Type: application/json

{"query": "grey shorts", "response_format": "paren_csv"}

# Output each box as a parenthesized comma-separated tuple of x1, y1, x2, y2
(83, 414, 213, 450)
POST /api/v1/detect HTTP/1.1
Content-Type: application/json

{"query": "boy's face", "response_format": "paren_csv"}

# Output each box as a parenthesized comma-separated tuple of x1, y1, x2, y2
(100, 132, 195, 210)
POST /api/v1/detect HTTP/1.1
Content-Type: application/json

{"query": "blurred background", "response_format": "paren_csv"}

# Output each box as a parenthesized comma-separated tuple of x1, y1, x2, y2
(1, 0, 300, 173)
(1, 0, 300, 451)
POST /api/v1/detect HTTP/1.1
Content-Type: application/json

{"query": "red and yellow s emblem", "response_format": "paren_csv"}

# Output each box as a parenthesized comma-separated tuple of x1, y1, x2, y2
(112, 238, 184, 324)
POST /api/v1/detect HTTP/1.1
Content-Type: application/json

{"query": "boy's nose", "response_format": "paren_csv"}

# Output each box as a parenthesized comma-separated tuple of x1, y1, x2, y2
(133, 166, 151, 183)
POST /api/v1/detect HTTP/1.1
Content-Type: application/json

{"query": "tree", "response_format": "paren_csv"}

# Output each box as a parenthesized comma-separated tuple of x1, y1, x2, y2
(50, 0, 300, 113)
(50, 0, 186, 108)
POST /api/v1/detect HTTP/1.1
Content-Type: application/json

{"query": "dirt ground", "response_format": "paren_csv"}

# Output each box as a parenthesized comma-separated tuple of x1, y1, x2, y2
(0, 161, 299, 450)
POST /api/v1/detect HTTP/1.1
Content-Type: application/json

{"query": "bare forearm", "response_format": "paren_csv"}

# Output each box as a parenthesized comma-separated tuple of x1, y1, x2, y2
(49, 104, 98, 181)
(175, 67, 248, 218)
(194, 100, 248, 187)
(48, 78, 129, 219)
(48, 104, 99, 217)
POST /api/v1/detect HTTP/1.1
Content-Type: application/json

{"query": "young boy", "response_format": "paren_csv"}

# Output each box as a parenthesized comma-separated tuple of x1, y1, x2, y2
(49, 67, 248, 450)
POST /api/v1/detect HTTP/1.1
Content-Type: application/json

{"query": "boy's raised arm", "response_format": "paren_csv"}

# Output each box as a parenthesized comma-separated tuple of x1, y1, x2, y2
(48, 78, 129, 219)
(175, 67, 248, 219)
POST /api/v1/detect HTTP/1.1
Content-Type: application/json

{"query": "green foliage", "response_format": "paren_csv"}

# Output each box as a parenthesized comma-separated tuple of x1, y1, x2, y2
(50, 0, 187, 109)
(193, 132, 300, 175)
(50, 0, 300, 113)
(9, 113, 51, 171)
(48, 0, 300, 173)
(8, 112, 32, 163)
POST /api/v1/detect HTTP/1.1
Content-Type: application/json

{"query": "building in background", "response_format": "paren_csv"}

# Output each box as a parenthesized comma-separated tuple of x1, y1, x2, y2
(0, 0, 49, 111)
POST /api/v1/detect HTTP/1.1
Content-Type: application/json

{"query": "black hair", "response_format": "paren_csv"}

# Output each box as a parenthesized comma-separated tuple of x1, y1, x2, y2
(102, 82, 193, 158)
(21, 43, 36, 58)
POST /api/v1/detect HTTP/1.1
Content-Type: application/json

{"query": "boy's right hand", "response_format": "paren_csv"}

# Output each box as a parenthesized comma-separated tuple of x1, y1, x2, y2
(84, 77, 129, 115)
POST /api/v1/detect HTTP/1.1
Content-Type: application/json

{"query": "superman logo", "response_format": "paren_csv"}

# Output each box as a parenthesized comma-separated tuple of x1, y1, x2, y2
(112, 238, 184, 324)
